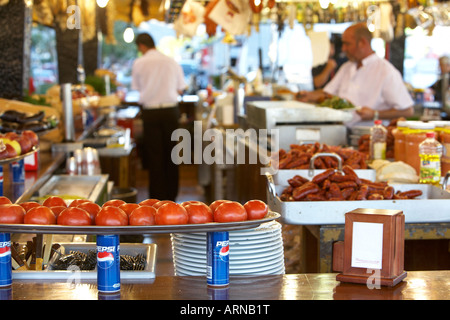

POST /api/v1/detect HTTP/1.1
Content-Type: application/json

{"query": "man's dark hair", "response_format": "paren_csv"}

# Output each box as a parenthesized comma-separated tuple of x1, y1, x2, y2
(135, 33, 155, 49)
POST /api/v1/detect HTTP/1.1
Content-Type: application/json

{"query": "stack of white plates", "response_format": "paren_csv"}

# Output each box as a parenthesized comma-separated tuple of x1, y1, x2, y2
(171, 221, 285, 276)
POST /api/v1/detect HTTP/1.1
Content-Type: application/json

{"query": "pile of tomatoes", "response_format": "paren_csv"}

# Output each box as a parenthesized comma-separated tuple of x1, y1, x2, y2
(0, 196, 269, 226)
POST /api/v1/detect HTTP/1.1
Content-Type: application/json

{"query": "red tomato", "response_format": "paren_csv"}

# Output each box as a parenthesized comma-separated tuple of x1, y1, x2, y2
(119, 203, 140, 217)
(20, 201, 40, 212)
(102, 199, 127, 208)
(0, 204, 25, 224)
(181, 200, 203, 207)
(95, 206, 128, 226)
(155, 202, 189, 225)
(69, 199, 92, 207)
(49, 206, 67, 218)
(77, 202, 101, 222)
(184, 202, 213, 224)
(42, 196, 67, 208)
(0, 196, 12, 205)
(213, 201, 247, 223)
(57, 207, 92, 226)
(243, 200, 268, 220)
(209, 200, 231, 213)
(24, 206, 56, 225)
(153, 200, 175, 210)
(139, 199, 160, 207)
(129, 205, 156, 226)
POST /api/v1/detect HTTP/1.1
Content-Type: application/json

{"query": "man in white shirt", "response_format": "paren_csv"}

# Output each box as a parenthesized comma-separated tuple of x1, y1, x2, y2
(132, 33, 186, 201)
(298, 23, 414, 125)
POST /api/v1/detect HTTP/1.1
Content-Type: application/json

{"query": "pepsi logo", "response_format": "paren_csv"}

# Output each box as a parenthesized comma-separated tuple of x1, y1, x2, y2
(0, 244, 11, 261)
(97, 251, 115, 269)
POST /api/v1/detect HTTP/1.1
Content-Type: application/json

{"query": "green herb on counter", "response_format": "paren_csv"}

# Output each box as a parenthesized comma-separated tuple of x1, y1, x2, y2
(319, 96, 355, 110)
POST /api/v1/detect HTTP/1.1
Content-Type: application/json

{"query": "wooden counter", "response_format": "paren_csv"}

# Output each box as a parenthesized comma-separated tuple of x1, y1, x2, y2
(3, 271, 449, 300)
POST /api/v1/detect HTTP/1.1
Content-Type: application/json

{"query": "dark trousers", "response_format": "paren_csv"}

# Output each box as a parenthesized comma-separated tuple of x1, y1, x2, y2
(141, 107, 180, 201)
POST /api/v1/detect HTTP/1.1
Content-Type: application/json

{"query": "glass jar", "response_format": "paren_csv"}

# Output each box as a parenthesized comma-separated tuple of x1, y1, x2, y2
(393, 120, 409, 163)
(441, 126, 450, 176)
(430, 121, 450, 143)
(404, 121, 435, 174)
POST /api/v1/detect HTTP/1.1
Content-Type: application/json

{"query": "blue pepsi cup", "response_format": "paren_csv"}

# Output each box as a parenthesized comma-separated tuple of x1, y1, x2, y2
(206, 231, 229, 287)
(0, 233, 12, 287)
(0, 287, 12, 300)
(207, 286, 229, 300)
(10, 159, 24, 183)
(96, 235, 120, 293)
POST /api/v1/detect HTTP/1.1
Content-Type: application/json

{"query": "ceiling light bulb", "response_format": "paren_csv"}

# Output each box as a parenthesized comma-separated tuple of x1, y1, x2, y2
(123, 27, 135, 43)
(96, 0, 109, 8)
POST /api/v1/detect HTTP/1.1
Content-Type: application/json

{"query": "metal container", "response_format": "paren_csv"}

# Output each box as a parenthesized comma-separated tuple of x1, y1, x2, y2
(246, 101, 352, 150)
(266, 173, 450, 225)
(30, 174, 109, 205)
(13, 243, 156, 280)
(61, 83, 75, 142)
(270, 152, 377, 184)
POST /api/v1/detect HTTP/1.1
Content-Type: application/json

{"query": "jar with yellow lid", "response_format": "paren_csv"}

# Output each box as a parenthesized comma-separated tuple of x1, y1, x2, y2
(440, 125, 450, 176)
(392, 120, 410, 163)
(430, 121, 450, 143)
(404, 121, 436, 174)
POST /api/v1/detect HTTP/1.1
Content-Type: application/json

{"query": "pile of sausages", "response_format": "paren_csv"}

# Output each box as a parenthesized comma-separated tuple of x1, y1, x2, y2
(280, 165, 422, 202)
(275, 143, 368, 170)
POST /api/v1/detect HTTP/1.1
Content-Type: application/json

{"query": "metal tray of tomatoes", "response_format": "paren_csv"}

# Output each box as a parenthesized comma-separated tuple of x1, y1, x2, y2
(0, 211, 281, 235)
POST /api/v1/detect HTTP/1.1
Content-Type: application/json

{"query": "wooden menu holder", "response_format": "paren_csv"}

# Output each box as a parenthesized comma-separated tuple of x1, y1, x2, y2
(334, 208, 407, 287)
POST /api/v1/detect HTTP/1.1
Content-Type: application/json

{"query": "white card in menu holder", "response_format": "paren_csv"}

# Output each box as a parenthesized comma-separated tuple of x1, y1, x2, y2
(351, 222, 383, 269)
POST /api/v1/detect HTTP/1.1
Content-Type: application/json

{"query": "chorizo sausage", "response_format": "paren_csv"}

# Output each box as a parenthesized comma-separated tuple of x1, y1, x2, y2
(356, 184, 369, 200)
(337, 181, 358, 190)
(341, 187, 355, 200)
(327, 183, 344, 200)
(311, 168, 335, 184)
(399, 190, 423, 199)
(383, 186, 395, 200)
(292, 182, 320, 200)
(368, 193, 384, 200)
(288, 175, 309, 188)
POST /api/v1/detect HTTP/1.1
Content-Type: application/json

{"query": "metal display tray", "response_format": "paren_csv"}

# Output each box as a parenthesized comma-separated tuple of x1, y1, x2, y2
(268, 152, 376, 184)
(29, 174, 109, 204)
(266, 173, 450, 225)
(0, 211, 281, 235)
(13, 243, 156, 280)
(271, 168, 376, 185)
(0, 146, 38, 165)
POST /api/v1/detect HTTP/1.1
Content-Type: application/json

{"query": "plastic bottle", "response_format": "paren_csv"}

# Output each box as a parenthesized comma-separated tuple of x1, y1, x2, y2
(370, 120, 387, 161)
(419, 131, 442, 186)
(440, 125, 450, 176)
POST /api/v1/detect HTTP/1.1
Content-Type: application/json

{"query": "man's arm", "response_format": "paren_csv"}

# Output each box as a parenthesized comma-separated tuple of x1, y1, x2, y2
(296, 89, 329, 103)
(313, 59, 337, 89)
(356, 106, 414, 120)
